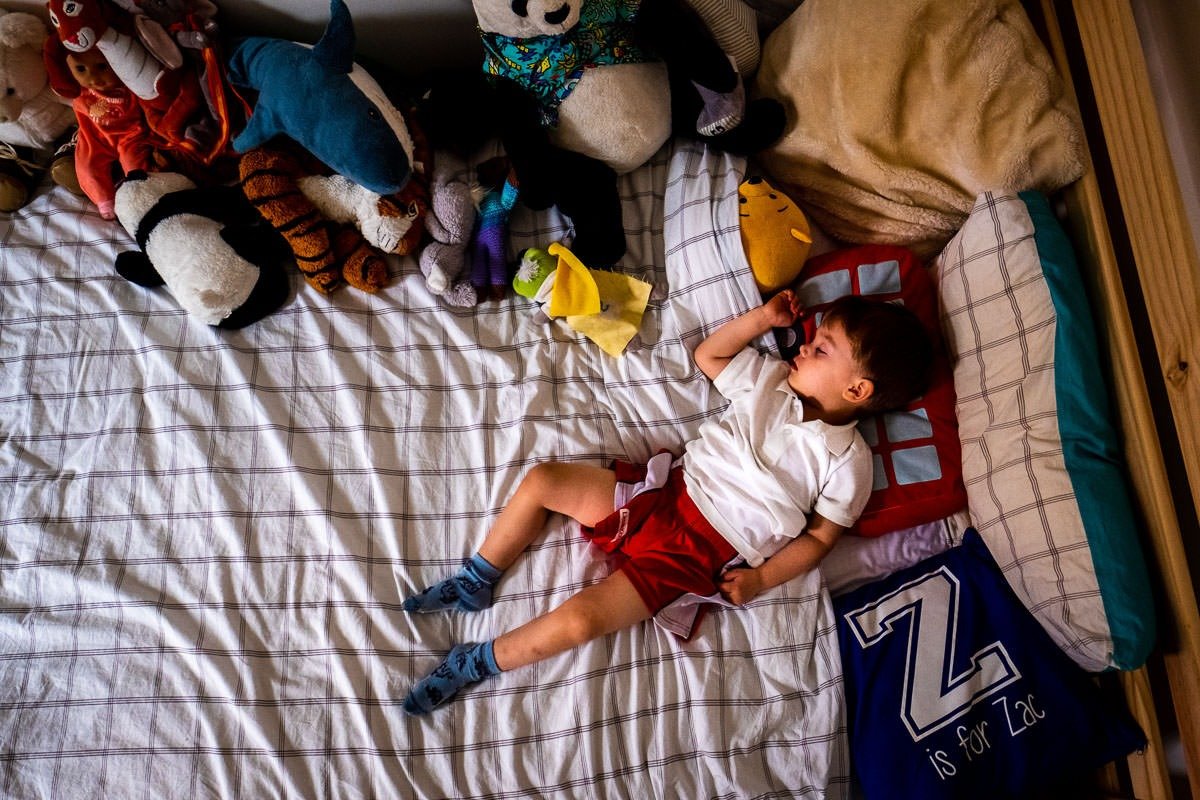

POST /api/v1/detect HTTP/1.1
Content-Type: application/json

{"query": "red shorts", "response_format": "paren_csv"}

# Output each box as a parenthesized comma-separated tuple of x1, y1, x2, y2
(582, 459, 738, 615)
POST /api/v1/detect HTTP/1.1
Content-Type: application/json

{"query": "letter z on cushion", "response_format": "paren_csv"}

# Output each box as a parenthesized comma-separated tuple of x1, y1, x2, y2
(835, 528, 1146, 800)
(933, 191, 1155, 672)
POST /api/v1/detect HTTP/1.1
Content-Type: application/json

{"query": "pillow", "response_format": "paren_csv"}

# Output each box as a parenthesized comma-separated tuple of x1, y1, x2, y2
(933, 191, 1155, 672)
(739, 0, 803, 34)
(786, 244, 967, 537)
(823, 508, 968, 597)
(682, 0, 761, 75)
(835, 528, 1147, 800)
(752, 0, 1085, 258)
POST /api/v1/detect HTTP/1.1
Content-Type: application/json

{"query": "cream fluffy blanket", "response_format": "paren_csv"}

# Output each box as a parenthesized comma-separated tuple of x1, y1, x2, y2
(753, 0, 1085, 258)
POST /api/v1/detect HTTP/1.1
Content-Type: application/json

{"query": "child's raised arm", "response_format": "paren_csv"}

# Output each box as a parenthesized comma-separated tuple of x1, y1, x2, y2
(694, 289, 802, 380)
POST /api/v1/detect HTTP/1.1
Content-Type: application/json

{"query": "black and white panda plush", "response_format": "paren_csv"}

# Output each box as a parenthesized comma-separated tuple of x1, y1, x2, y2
(113, 171, 292, 329)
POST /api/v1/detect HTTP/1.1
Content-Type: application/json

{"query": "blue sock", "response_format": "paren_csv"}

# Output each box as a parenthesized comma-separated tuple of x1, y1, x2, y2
(403, 641, 501, 715)
(403, 553, 502, 613)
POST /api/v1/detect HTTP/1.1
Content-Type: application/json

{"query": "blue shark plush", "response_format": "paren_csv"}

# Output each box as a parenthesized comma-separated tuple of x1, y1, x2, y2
(227, 0, 413, 195)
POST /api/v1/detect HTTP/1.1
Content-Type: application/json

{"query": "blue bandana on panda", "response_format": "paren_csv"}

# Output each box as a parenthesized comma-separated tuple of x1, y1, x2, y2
(479, 0, 653, 127)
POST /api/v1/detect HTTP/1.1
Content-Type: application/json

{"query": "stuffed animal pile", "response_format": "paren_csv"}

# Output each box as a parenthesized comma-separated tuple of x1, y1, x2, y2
(10, 0, 789, 340)
(469, 0, 786, 266)
(0, 8, 77, 212)
(228, 0, 427, 295)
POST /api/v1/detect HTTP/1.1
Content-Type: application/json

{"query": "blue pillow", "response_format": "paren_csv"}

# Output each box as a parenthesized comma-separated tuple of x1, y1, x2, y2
(835, 528, 1146, 799)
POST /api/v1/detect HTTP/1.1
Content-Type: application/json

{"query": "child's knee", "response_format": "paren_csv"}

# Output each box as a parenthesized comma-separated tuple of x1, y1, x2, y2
(557, 600, 611, 645)
(520, 462, 564, 497)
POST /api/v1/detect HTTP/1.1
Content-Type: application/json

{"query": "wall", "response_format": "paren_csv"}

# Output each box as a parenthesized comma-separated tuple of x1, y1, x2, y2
(7, 0, 482, 79)
(1132, 0, 1200, 258)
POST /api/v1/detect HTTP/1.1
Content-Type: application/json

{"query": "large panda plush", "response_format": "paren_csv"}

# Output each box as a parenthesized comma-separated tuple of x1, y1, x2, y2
(466, 0, 785, 266)
(113, 171, 291, 329)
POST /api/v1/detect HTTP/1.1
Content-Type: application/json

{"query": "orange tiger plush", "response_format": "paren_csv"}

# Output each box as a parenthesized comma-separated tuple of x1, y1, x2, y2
(238, 135, 428, 294)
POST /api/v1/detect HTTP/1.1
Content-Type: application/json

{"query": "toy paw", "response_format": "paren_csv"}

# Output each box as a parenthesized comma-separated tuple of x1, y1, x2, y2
(336, 232, 389, 293)
(296, 253, 343, 293)
(296, 256, 343, 293)
(420, 241, 466, 295)
(0, 145, 41, 212)
(703, 98, 787, 155)
(442, 281, 478, 308)
(0, 173, 29, 213)
(50, 133, 83, 196)
(362, 211, 411, 254)
(115, 251, 166, 287)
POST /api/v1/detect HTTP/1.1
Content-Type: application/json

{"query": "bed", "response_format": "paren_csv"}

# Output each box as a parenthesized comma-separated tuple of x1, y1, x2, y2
(3, 0, 1198, 798)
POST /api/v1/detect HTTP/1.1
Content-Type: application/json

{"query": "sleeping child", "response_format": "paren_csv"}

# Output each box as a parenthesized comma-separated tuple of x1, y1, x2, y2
(402, 289, 935, 714)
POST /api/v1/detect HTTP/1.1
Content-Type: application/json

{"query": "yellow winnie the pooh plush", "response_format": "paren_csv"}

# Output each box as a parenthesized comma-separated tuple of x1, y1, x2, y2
(738, 175, 812, 293)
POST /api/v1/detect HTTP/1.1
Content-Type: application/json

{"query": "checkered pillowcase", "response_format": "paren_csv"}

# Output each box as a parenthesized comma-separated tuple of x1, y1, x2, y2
(933, 191, 1154, 672)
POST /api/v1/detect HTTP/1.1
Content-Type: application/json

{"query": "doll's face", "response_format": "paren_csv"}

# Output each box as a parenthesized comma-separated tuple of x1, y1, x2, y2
(65, 49, 119, 94)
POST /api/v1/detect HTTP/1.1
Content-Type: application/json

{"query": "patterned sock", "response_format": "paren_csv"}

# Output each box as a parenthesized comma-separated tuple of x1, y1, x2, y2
(402, 553, 502, 613)
(403, 641, 501, 715)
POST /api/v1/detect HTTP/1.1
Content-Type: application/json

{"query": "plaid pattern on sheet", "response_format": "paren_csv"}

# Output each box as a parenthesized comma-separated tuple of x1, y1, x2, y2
(0, 140, 848, 799)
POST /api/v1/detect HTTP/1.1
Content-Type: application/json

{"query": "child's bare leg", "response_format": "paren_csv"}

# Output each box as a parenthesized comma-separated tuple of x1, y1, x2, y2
(404, 571, 651, 714)
(492, 569, 650, 670)
(403, 463, 615, 613)
(478, 462, 616, 569)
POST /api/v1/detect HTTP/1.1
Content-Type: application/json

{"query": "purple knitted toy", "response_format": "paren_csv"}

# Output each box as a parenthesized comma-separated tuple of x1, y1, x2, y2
(470, 167, 520, 300)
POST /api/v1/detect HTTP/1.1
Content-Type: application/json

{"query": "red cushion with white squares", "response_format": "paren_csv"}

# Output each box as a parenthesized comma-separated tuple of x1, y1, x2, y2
(784, 244, 966, 536)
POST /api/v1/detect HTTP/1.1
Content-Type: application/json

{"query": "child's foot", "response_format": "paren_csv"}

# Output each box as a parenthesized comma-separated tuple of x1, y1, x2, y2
(403, 641, 499, 715)
(403, 554, 501, 613)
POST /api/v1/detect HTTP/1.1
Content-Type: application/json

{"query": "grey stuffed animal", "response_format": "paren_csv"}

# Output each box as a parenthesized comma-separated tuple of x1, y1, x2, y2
(419, 150, 480, 307)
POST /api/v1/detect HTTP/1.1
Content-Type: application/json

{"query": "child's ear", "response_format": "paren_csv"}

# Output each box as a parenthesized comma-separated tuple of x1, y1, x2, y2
(843, 377, 875, 405)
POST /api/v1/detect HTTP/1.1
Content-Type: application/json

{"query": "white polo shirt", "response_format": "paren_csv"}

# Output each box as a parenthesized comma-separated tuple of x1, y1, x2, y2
(682, 348, 873, 567)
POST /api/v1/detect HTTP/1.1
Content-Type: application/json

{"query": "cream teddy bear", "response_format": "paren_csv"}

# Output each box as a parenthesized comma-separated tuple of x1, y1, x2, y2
(0, 8, 78, 212)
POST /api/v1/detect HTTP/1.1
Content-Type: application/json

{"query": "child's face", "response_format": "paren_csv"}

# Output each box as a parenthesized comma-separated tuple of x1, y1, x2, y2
(785, 319, 868, 420)
(65, 49, 120, 94)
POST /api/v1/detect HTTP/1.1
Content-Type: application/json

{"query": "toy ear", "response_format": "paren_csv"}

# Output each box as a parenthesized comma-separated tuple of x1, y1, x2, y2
(0, 11, 49, 49)
(42, 37, 80, 100)
(311, 0, 354, 75)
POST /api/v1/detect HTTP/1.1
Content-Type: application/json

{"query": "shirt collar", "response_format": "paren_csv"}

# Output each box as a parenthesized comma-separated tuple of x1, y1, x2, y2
(776, 381, 860, 456)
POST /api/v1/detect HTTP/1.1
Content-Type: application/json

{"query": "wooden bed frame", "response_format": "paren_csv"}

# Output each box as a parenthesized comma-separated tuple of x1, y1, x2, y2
(1034, 2, 1200, 797)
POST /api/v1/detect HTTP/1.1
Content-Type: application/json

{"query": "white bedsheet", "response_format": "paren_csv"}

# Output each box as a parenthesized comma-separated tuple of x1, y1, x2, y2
(0, 140, 847, 799)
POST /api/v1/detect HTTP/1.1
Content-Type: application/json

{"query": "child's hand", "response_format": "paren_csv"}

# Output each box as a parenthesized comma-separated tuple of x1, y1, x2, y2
(719, 567, 765, 606)
(761, 289, 803, 328)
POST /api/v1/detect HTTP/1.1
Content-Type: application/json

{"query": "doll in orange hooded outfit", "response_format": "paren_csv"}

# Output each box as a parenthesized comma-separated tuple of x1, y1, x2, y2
(60, 45, 166, 218)
(44, 0, 219, 218)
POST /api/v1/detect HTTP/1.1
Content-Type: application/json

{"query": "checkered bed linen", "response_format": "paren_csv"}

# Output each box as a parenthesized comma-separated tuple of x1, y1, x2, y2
(0, 139, 848, 799)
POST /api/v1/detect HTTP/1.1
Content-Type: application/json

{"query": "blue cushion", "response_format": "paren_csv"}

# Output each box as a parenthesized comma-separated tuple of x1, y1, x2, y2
(835, 529, 1146, 799)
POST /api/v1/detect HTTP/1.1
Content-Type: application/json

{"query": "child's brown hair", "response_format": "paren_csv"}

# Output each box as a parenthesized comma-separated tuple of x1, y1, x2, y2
(820, 295, 934, 414)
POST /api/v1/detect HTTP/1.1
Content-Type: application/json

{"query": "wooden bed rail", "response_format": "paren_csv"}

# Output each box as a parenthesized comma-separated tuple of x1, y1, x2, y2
(1037, 1, 1200, 797)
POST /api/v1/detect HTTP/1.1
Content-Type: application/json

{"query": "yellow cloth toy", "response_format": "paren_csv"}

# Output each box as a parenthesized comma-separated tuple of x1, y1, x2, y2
(513, 243, 652, 358)
(738, 175, 813, 293)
